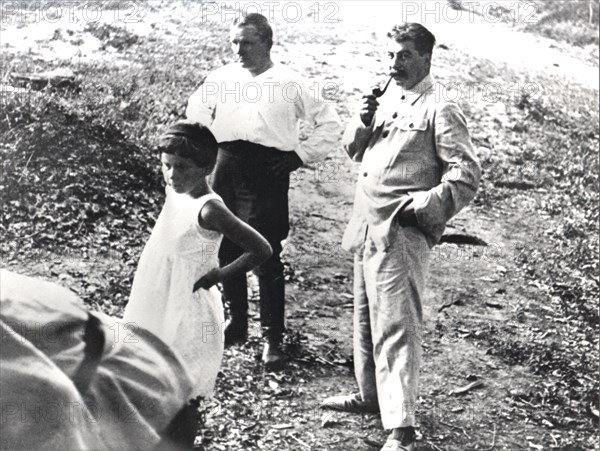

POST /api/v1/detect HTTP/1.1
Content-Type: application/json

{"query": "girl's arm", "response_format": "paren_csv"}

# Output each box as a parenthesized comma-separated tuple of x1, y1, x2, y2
(193, 200, 272, 291)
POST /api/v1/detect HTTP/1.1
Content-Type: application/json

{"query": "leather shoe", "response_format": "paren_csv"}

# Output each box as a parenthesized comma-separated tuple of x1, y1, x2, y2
(381, 428, 416, 451)
(320, 393, 379, 414)
(380, 438, 414, 451)
(261, 341, 286, 371)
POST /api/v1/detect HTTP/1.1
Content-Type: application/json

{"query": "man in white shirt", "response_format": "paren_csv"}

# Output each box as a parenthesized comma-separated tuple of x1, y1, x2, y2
(186, 13, 341, 368)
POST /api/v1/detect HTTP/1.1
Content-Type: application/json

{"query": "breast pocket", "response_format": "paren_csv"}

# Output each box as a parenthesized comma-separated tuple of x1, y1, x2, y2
(396, 116, 430, 152)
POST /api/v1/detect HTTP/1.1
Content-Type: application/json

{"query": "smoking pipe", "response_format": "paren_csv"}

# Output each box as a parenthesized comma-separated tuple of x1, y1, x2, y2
(372, 76, 393, 98)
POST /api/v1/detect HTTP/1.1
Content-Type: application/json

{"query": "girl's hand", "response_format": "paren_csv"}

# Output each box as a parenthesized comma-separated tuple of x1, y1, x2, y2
(193, 268, 221, 292)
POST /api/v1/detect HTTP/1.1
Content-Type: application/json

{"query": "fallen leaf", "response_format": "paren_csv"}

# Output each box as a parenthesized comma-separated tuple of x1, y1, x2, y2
(271, 423, 294, 430)
(449, 380, 484, 395)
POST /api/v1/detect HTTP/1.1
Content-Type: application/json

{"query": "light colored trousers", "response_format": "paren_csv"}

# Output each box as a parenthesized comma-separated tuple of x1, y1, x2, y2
(353, 225, 430, 429)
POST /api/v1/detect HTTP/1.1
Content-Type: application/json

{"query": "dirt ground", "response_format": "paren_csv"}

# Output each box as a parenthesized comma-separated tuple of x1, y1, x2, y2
(204, 4, 599, 450)
(1, 1, 598, 450)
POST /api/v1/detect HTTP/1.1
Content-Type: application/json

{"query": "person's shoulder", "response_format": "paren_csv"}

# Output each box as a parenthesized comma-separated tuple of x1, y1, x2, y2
(219, 62, 241, 72)
(198, 194, 227, 219)
(270, 63, 306, 81)
(423, 81, 467, 113)
(196, 194, 228, 232)
(205, 63, 242, 80)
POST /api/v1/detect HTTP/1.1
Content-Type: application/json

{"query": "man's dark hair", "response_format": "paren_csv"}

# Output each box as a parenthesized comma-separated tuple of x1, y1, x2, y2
(387, 23, 436, 56)
(233, 13, 273, 49)
(157, 122, 218, 171)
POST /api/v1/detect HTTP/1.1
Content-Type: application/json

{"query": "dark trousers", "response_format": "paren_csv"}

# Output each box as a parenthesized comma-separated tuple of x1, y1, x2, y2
(211, 141, 289, 343)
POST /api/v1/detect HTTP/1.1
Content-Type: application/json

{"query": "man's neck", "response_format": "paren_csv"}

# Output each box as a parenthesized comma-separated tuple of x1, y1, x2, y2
(247, 59, 274, 77)
(403, 74, 432, 93)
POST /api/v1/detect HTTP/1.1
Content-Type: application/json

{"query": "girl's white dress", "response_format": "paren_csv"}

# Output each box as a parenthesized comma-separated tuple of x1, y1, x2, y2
(124, 186, 225, 398)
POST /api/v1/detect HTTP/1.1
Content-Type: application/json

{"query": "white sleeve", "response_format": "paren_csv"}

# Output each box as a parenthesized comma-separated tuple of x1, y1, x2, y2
(294, 78, 342, 164)
(185, 72, 218, 126)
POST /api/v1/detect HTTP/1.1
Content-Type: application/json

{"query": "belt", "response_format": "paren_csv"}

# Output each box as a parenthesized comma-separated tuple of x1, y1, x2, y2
(219, 140, 287, 159)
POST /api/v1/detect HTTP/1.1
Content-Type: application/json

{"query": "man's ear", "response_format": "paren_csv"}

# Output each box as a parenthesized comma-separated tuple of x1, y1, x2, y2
(423, 53, 433, 71)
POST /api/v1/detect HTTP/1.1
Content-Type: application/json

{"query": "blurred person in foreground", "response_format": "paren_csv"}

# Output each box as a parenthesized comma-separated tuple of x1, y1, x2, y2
(1, 269, 198, 451)
(320, 23, 480, 451)
(186, 13, 341, 369)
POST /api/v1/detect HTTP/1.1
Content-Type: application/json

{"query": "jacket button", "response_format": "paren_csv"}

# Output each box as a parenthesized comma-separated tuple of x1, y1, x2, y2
(409, 123, 414, 128)
(382, 130, 389, 138)
(392, 112, 398, 118)
(363, 172, 368, 177)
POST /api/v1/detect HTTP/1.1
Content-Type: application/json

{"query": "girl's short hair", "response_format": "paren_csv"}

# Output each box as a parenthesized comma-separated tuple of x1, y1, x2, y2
(157, 122, 218, 170)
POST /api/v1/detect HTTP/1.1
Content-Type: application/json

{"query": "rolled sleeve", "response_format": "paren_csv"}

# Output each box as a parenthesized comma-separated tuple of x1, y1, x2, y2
(295, 84, 342, 164)
(185, 75, 217, 127)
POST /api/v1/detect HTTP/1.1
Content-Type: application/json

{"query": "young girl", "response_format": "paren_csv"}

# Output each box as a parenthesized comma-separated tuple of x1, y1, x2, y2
(123, 122, 272, 398)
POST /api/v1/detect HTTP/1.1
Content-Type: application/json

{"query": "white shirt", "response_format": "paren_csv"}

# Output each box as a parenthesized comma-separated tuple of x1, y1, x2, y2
(186, 63, 342, 164)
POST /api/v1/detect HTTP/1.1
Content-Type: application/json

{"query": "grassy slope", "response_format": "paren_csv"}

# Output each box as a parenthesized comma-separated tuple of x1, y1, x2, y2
(524, 0, 599, 47)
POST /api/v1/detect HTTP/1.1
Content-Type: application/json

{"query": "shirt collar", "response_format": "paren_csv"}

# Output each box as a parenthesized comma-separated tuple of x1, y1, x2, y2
(400, 74, 434, 105)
